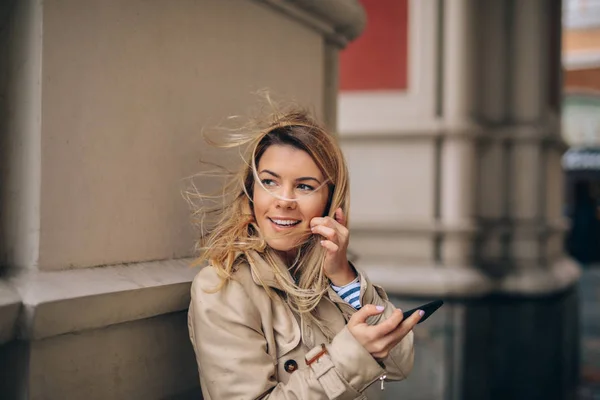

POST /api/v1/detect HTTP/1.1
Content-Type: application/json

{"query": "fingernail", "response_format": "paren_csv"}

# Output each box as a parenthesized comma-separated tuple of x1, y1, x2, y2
(418, 310, 425, 317)
(376, 305, 385, 312)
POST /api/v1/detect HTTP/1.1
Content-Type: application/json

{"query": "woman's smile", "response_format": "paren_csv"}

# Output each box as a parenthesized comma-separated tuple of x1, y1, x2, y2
(268, 217, 302, 229)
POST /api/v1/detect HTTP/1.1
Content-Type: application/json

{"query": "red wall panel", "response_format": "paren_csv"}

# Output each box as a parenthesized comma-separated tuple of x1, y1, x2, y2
(339, 0, 409, 91)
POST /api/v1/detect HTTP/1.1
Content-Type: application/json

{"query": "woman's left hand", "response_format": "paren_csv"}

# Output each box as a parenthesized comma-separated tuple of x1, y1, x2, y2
(310, 208, 357, 286)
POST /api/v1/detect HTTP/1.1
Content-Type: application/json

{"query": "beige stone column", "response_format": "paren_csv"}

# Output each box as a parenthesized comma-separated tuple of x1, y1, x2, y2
(473, 0, 571, 293)
(340, 1, 579, 399)
(439, 0, 477, 266)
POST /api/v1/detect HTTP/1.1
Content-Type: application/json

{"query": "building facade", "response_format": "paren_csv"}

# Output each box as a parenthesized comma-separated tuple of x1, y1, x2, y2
(0, 0, 581, 399)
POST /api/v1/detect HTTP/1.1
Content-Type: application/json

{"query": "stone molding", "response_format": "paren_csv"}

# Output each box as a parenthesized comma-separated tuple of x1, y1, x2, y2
(0, 253, 581, 346)
(256, 0, 366, 47)
(351, 217, 568, 237)
(361, 257, 581, 299)
(352, 220, 477, 236)
(339, 121, 568, 150)
(3, 258, 198, 342)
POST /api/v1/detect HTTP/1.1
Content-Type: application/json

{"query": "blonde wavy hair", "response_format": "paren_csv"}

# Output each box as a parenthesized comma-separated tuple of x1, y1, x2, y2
(189, 104, 350, 331)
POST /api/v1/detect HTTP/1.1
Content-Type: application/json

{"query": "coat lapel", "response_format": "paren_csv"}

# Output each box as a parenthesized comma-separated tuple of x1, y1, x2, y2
(245, 250, 348, 348)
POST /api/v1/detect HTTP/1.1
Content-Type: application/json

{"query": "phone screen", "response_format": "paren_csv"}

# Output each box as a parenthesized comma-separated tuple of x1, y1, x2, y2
(402, 300, 444, 324)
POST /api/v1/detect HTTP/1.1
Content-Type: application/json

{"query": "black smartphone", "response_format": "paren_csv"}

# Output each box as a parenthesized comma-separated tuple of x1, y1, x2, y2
(402, 300, 444, 324)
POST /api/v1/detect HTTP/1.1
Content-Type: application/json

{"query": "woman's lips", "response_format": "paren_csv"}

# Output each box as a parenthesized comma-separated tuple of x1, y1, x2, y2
(268, 218, 301, 231)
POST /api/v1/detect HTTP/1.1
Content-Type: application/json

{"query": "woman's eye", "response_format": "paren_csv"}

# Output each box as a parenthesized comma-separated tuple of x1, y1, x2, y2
(261, 179, 276, 187)
(297, 183, 315, 191)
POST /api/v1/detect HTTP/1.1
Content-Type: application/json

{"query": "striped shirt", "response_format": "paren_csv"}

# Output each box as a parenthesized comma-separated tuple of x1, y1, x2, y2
(331, 276, 361, 309)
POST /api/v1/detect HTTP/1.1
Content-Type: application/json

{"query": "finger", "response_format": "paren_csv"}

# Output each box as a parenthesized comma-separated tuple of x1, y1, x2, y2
(386, 309, 423, 340)
(312, 225, 337, 241)
(311, 217, 348, 242)
(373, 310, 422, 357)
(369, 308, 404, 336)
(334, 208, 347, 227)
(320, 240, 339, 253)
(310, 217, 325, 228)
(348, 304, 385, 326)
(310, 216, 337, 229)
(401, 308, 423, 329)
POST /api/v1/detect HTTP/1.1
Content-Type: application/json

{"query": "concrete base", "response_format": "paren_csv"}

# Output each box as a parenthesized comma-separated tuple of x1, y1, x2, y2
(1, 281, 579, 400)
(383, 288, 580, 400)
(0, 312, 199, 400)
(0, 340, 29, 400)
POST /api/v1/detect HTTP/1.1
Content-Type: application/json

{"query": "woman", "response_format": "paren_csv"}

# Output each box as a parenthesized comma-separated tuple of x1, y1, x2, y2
(187, 108, 422, 399)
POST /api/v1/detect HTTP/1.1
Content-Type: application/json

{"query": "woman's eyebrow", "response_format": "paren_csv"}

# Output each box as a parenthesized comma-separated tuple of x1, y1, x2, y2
(296, 176, 322, 184)
(259, 169, 280, 178)
(259, 169, 321, 184)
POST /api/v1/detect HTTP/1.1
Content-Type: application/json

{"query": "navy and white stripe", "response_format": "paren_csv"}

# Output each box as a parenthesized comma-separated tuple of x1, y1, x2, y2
(331, 277, 361, 310)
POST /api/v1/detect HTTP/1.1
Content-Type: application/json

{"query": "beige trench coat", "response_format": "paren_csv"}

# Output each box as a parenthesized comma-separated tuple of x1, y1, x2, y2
(188, 251, 414, 399)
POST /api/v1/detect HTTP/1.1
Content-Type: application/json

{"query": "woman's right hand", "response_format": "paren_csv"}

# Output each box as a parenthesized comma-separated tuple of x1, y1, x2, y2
(347, 304, 422, 360)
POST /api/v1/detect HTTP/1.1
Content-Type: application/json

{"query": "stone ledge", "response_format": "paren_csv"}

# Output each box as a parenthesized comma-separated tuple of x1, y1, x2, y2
(351, 218, 568, 237)
(361, 257, 581, 298)
(2, 255, 580, 341)
(7, 258, 200, 341)
(338, 119, 568, 150)
(0, 281, 21, 345)
(257, 0, 366, 46)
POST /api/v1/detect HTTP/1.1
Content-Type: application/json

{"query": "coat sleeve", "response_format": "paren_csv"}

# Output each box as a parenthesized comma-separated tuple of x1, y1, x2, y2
(187, 268, 387, 400)
(356, 269, 415, 382)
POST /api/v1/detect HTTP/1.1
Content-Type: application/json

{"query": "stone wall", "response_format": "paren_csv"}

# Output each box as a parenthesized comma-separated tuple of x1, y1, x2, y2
(0, 0, 365, 398)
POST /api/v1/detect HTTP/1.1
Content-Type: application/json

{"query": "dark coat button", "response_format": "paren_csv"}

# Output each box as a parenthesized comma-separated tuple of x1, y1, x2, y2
(284, 359, 298, 373)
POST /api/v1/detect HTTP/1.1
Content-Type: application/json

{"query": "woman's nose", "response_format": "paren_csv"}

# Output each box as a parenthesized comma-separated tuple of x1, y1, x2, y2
(276, 186, 297, 209)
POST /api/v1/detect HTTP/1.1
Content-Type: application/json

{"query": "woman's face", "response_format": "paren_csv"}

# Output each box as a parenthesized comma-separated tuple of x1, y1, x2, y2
(253, 144, 330, 258)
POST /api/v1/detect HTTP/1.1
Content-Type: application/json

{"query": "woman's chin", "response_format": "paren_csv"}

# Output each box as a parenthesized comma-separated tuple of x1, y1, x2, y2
(266, 233, 311, 253)
(266, 240, 297, 254)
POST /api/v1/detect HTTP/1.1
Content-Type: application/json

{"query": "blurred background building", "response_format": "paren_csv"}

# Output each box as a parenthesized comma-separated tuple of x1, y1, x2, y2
(562, 0, 600, 265)
(562, 1, 600, 397)
(0, 0, 595, 399)
(338, 1, 578, 399)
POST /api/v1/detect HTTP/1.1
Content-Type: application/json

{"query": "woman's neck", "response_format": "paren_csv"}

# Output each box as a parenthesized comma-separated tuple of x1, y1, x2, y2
(274, 248, 299, 268)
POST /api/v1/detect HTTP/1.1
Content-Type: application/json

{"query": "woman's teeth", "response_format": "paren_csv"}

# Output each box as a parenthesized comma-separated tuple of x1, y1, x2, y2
(270, 219, 300, 227)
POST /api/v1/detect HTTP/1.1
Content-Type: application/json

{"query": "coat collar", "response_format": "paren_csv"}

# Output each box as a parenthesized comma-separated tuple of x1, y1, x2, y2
(245, 250, 289, 290)
(244, 250, 350, 303)
(244, 250, 362, 311)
